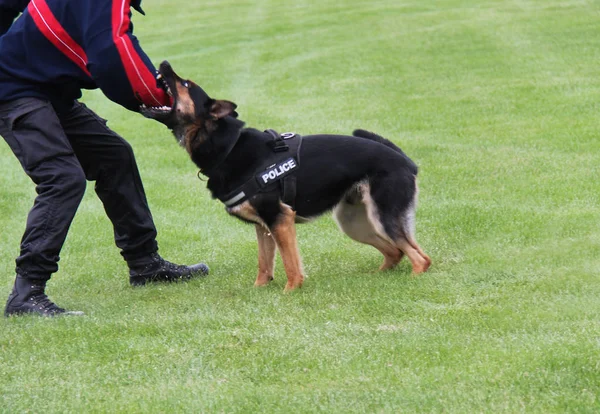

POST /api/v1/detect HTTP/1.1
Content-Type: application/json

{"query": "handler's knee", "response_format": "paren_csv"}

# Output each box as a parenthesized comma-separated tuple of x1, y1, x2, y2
(34, 156, 87, 202)
(111, 139, 136, 166)
(60, 164, 87, 199)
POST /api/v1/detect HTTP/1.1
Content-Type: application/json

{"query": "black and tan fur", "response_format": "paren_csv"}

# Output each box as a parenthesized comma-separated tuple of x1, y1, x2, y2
(142, 61, 431, 291)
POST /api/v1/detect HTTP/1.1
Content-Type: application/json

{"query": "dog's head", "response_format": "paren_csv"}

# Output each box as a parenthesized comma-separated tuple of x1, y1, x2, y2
(140, 61, 240, 148)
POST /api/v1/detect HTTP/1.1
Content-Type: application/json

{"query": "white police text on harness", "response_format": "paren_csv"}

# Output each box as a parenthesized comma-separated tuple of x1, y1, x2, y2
(261, 158, 297, 185)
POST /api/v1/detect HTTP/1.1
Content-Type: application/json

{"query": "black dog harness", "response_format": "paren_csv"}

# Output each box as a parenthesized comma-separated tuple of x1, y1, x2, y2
(218, 130, 303, 208)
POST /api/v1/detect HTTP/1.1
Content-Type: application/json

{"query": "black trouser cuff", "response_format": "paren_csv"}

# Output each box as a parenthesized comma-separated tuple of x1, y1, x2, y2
(15, 269, 51, 282)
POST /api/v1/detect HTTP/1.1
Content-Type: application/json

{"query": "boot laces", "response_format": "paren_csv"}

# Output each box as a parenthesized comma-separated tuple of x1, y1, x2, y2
(151, 253, 187, 272)
(28, 286, 64, 313)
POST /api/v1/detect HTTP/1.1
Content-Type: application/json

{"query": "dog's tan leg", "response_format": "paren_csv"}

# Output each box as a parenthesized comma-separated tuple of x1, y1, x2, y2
(255, 224, 276, 286)
(409, 239, 431, 273)
(397, 238, 431, 274)
(270, 204, 304, 291)
(378, 244, 404, 271)
(397, 181, 431, 273)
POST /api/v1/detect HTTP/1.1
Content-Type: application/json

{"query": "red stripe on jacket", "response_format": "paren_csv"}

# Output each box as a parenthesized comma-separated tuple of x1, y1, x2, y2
(28, 0, 92, 77)
(111, 0, 165, 106)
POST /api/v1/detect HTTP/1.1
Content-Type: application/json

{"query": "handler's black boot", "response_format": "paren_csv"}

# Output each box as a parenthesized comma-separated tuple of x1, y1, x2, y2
(4, 276, 82, 317)
(128, 253, 209, 286)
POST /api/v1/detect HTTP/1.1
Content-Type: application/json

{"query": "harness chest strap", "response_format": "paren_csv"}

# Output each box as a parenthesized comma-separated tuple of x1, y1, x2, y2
(219, 131, 302, 208)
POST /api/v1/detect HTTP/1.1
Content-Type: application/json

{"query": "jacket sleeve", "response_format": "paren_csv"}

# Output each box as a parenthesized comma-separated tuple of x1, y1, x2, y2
(79, 0, 170, 111)
(0, 0, 29, 35)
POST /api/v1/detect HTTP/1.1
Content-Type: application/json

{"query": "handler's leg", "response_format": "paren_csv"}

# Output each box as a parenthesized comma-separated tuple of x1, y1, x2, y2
(0, 98, 86, 316)
(59, 102, 208, 286)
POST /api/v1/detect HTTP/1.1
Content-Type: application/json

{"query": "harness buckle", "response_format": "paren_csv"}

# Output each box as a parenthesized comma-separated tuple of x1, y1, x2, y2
(265, 130, 290, 152)
(268, 140, 289, 152)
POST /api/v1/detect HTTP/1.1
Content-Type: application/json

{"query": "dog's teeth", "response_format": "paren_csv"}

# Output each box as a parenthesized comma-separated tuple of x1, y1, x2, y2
(156, 73, 163, 80)
(144, 105, 171, 113)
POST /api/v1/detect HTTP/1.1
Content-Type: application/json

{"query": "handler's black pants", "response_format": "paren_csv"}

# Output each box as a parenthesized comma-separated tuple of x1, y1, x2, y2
(0, 98, 158, 281)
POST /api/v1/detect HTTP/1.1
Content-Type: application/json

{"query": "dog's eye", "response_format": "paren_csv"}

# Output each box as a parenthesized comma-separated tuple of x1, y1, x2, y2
(183, 81, 190, 88)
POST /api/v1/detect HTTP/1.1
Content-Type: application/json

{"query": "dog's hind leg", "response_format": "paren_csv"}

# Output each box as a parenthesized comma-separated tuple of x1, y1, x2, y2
(396, 237, 431, 273)
(365, 177, 431, 274)
(269, 203, 305, 291)
(255, 224, 276, 286)
(334, 185, 404, 271)
(394, 185, 431, 274)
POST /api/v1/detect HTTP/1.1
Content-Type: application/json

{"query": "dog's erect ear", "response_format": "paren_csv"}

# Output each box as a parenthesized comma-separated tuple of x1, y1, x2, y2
(209, 100, 238, 120)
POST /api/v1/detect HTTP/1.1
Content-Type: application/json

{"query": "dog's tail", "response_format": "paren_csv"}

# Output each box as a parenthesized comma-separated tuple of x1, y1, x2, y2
(352, 129, 405, 154)
(352, 129, 418, 174)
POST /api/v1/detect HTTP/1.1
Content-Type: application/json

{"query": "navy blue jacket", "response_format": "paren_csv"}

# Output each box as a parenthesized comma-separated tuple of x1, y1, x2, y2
(0, 0, 169, 112)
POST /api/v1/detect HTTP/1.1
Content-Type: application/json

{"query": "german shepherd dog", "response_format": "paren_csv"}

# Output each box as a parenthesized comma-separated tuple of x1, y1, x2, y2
(141, 61, 431, 291)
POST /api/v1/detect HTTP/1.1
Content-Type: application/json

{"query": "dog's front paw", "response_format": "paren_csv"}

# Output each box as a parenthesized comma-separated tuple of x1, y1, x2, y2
(254, 274, 274, 287)
(283, 277, 304, 292)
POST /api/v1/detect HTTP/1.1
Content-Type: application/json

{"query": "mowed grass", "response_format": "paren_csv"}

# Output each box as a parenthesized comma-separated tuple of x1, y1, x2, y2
(1, 0, 600, 412)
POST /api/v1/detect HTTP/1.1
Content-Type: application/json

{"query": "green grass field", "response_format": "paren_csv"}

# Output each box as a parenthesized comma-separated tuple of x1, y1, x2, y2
(1, 0, 600, 412)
